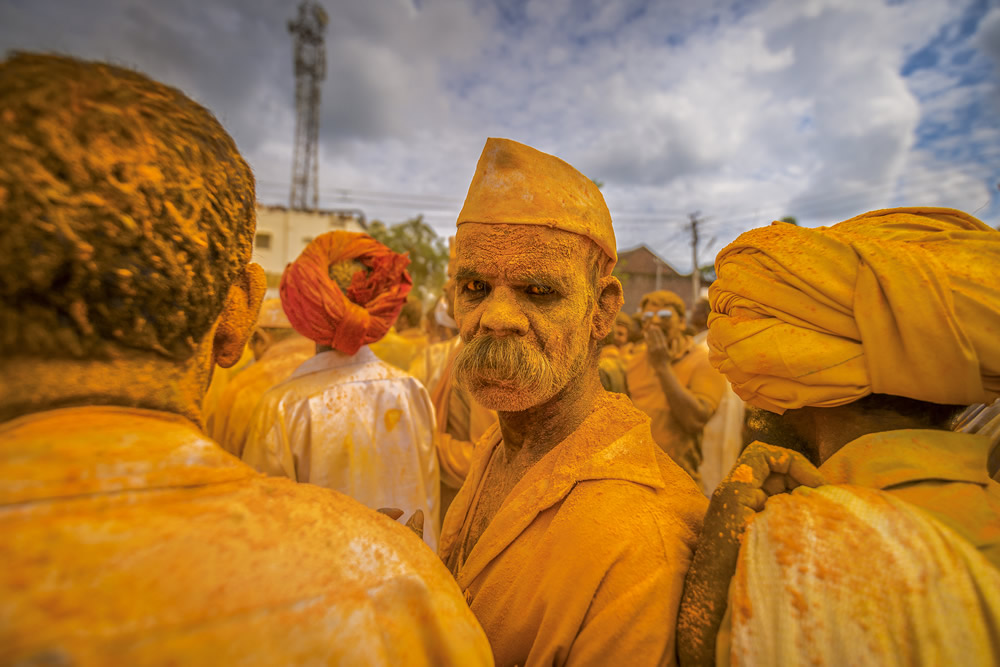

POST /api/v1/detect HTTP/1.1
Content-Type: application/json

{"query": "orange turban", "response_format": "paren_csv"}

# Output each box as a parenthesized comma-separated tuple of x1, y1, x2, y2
(708, 207, 1000, 414)
(280, 231, 412, 355)
(457, 138, 617, 276)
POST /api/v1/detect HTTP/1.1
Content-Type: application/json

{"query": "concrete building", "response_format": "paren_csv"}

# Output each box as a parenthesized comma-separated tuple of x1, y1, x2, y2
(614, 245, 695, 315)
(252, 204, 367, 281)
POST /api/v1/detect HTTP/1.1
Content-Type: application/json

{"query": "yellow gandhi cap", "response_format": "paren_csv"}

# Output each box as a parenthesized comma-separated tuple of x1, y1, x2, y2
(257, 298, 292, 329)
(457, 138, 617, 274)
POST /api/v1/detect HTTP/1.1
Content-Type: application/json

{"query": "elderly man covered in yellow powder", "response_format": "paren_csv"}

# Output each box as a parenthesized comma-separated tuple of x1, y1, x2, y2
(210, 298, 314, 456)
(627, 290, 728, 485)
(243, 231, 442, 548)
(440, 138, 707, 666)
(677, 208, 1000, 666)
(0, 53, 491, 664)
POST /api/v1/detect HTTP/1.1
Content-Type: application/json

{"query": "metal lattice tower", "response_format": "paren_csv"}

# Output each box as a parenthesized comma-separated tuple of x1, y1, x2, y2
(288, 1, 328, 210)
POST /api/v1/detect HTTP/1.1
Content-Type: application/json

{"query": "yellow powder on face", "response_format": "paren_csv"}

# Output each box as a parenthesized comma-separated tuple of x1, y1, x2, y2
(730, 464, 754, 484)
(452, 223, 601, 413)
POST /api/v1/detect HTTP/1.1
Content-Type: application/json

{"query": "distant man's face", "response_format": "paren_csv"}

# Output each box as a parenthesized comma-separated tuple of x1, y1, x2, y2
(641, 303, 683, 337)
(613, 323, 629, 347)
(452, 223, 597, 412)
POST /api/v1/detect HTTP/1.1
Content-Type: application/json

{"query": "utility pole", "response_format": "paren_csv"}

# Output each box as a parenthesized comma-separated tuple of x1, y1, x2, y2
(288, 1, 328, 210)
(688, 212, 702, 305)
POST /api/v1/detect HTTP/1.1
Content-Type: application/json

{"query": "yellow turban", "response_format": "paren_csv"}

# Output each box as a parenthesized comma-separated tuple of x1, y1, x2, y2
(457, 137, 617, 275)
(708, 207, 1000, 414)
(256, 298, 292, 329)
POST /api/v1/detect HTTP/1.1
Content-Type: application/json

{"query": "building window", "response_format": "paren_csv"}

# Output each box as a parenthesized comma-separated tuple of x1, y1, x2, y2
(255, 232, 272, 250)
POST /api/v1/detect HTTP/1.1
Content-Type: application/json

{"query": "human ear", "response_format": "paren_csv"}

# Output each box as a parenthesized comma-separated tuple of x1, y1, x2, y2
(591, 275, 625, 340)
(213, 262, 266, 367)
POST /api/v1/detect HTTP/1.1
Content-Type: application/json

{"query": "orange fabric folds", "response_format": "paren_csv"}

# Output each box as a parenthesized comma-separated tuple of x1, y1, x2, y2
(280, 232, 412, 355)
(708, 207, 1000, 413)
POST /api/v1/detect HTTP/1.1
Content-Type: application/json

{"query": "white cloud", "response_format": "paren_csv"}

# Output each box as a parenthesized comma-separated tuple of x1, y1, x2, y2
(308, 0, 995, 270)
(2, 0, 996, 269)
(976, 7, 1000, 65)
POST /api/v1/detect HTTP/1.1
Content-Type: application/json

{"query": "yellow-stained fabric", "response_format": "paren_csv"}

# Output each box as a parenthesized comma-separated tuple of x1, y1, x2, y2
(819, 428, 1000, 569)
(429, 338, 498, 489)
(693, 330, 746, 495)
(618, 340, 639, 365)
(726, 484, 1000, 665)
(437, 382, 497, 488)
(708, 207, 1000, 414)
(370, 326, 428, 372)
(0, 407, 492, 666)
(440, 392, 707, 666)
(626, 340, 728, 480)
(409, 335, 462, 391)
(201, 344, 254, 437)
(457, 138, 617, 275)
(598, 345, 629, 396)
(212, 335, 315, 457)
(242, 346, 441, 549)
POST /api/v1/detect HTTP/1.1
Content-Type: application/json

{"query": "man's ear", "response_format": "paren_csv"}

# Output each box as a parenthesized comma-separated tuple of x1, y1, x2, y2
(213, 263, 266, 368)
(592, 275, 625, 341)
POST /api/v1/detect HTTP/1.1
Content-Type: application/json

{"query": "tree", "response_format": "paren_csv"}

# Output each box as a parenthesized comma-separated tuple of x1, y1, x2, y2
(779, 215, 799, 226)
(367, 215, 449, 302)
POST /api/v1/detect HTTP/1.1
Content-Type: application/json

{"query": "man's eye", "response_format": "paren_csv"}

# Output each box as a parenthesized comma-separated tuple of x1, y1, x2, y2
(526, 285, 553, 296)
(464, 280, 485, 292)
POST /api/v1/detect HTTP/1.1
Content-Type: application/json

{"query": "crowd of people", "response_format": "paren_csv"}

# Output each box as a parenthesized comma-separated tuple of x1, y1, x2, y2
(2, 53, 999, 665)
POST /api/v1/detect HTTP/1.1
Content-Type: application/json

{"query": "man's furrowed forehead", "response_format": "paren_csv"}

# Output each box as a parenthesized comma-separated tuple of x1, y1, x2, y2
(453, 263, 576, 292)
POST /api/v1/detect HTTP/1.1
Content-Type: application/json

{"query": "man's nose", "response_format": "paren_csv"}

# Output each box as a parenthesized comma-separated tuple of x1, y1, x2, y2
(478, 287, 529, 337)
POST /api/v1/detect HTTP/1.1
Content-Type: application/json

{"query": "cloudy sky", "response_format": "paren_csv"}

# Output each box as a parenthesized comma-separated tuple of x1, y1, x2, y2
(3, 0, 998, 271)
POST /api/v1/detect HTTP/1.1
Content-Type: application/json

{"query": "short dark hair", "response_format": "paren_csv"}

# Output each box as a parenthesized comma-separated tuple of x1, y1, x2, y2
(855, 393, 965, 429)
(0, 53, 256, 361)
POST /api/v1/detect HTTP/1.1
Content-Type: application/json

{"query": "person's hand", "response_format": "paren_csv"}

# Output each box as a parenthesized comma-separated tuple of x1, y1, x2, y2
(645, 325, 686, 365)
(677, 442, 825, 667)
(405, 509, 424, 540)
(707, 441, 825, 547)
(377, 507, 424, 540)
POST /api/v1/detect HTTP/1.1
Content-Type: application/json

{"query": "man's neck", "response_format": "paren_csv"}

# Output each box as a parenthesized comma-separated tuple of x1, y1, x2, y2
(495, 361, 603, 466)
(0, 352, 210, 427)
(788, 404, 947, 465)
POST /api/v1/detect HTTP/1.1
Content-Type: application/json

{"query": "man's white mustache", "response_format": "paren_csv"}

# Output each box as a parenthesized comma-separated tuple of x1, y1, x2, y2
(454, 335, 554, 386)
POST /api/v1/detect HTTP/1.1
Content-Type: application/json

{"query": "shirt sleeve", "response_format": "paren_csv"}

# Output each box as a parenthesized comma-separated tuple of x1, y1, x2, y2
(688, 356, 728, 413)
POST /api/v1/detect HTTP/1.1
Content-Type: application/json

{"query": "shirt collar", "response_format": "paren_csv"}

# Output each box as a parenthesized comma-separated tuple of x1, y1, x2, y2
(289, 345, 377, 379)
(819, 428, 994, 490)
(482, 392, 666, 507)
(445, 392, 666, 587)
(0, 406, 252, 506)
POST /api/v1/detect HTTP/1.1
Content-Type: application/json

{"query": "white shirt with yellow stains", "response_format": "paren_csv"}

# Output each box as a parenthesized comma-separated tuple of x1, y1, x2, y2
(243, 346, 440, 550)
